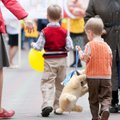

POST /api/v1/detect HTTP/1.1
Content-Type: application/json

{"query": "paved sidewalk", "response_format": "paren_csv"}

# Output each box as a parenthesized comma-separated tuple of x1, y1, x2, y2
(2, 49, 120, 120)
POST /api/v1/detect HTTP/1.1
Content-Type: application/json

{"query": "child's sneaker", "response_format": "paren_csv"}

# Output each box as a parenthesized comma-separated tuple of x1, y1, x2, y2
(41, 106, 53, 117)
(101, 110, 109, 120)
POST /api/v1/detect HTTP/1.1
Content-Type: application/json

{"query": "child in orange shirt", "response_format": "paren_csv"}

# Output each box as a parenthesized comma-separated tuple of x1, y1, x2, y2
(77, 17, 112, 120)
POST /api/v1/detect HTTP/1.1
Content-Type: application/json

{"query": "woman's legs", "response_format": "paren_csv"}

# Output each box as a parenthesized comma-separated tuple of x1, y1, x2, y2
(110, 90, 119, 113)
(0, 68, 3, 112)
(9, 46, 18, 66)
(0, 34, 15, 118)
(110, 51, 119, 113)
(0, 68, 15, 118)
(70, 34, 84, 67)
(70, 51, 82, 67)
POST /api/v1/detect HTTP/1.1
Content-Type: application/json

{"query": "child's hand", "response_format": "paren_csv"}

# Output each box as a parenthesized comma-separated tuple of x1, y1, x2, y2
(31, 42, 40, 51)
(76, 46, 82, 51)
(76, 46, 84, 59)
(31, 42, 36, 48)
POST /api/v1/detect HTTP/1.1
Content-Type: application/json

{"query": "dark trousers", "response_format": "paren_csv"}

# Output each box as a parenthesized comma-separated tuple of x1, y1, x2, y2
(112, 90, 119, 105)
(111, 50, 119, 105)
(87, 78, 112, 119)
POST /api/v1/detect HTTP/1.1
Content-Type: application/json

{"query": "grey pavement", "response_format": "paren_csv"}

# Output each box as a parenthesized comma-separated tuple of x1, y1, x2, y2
(2, 45, 120, 120)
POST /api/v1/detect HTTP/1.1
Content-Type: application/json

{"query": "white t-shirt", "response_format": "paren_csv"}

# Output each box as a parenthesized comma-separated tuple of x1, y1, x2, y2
(6, 19, 19, 34)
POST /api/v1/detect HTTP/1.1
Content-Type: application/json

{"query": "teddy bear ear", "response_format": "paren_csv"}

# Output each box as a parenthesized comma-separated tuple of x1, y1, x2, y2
(77, 74, 86, 80)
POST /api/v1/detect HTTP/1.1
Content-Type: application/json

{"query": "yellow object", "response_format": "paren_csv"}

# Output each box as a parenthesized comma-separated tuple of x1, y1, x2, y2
(20, 20, 25, 29)
(24, 22, 39, 38)
(61, 18, 84, 33)
(28, 49, 45, 72)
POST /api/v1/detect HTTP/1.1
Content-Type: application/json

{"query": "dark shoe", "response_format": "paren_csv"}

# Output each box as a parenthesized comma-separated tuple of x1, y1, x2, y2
(70, 63, 82, 68)
(70, 63, 75, 67)
(78, 62, 82, 67)
(101, 110, 109, 120)
(70, 60, 82, 67)
(118, 104, 120, 111)
(41, 106, 53, 117)
(54, 110, 63, 115)
(92, 117, 101, 120)
(0, 109, 15, 119)
(110, 104, 118, 113)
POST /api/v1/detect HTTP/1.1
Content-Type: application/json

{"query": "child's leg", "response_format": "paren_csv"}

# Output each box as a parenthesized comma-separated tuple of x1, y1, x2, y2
(99, 80, 112, 112)
(53, 58, 66, 111)
(40, 62, 55, 109)
(99, 79, 112, 119)
(87, 79, 100, 119)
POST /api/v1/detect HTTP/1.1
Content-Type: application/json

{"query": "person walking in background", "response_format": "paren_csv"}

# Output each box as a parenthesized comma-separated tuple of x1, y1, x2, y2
(61, 18, 85, 67)
(0, 0, 33, 118)
(6, 18, 19, 67)
(62, 0, 86, 67)
(85, 0, 120, 113)
(69, 18, 85, 67)
(78, 17, 112, 120)
(20, 20, 25, 50)
(31, 4, 73, 117)
(24, 19, 39, 49)
(37, 19, 49, 35)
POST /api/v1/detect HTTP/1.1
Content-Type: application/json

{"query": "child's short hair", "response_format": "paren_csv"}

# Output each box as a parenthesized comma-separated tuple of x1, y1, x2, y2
(47, 4, 61, 20)
(85, 17, 104, 35)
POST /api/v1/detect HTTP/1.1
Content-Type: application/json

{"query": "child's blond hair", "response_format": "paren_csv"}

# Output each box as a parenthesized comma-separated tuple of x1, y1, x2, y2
(85, 17, 104, 35)
(47, 4, 61, 21)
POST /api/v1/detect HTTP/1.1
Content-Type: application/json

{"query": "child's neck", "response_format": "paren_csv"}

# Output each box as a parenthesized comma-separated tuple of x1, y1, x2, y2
(49, 19, 59, 23)
(93, 35, 101, 39)
(89, 35, 101, 41)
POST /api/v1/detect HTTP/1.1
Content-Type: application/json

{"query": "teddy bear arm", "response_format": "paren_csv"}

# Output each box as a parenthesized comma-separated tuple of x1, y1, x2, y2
(80, 86, 88, 96)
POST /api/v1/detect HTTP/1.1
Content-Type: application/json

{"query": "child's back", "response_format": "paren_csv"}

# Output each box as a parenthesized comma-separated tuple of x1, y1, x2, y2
(86, 39, 112, 79)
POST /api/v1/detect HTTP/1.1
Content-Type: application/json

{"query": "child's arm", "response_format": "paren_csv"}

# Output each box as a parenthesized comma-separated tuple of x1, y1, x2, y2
(65, 35, 74, 51)
(77, 44, 91, 62)
(31, 32, 45, 51)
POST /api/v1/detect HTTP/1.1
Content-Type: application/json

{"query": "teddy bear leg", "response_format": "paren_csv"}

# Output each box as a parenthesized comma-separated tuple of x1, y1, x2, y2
(72, 105, 83, 112)
(55, 108, 64, 114)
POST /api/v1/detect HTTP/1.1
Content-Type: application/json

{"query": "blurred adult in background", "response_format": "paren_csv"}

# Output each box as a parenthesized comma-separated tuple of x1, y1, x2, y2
(0, 0, 33, 118)
(67, 0, 85, 18)
(69, 18, 85, 67)
(20, 20, 25, 50)
(62, 0, 85, 67)
(6, 18, 19, 67)
(85, 0, 120, 113)
(61, 18, 85, 67)
(24, 19, 38, 49)
(37, 19, 49, 35)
